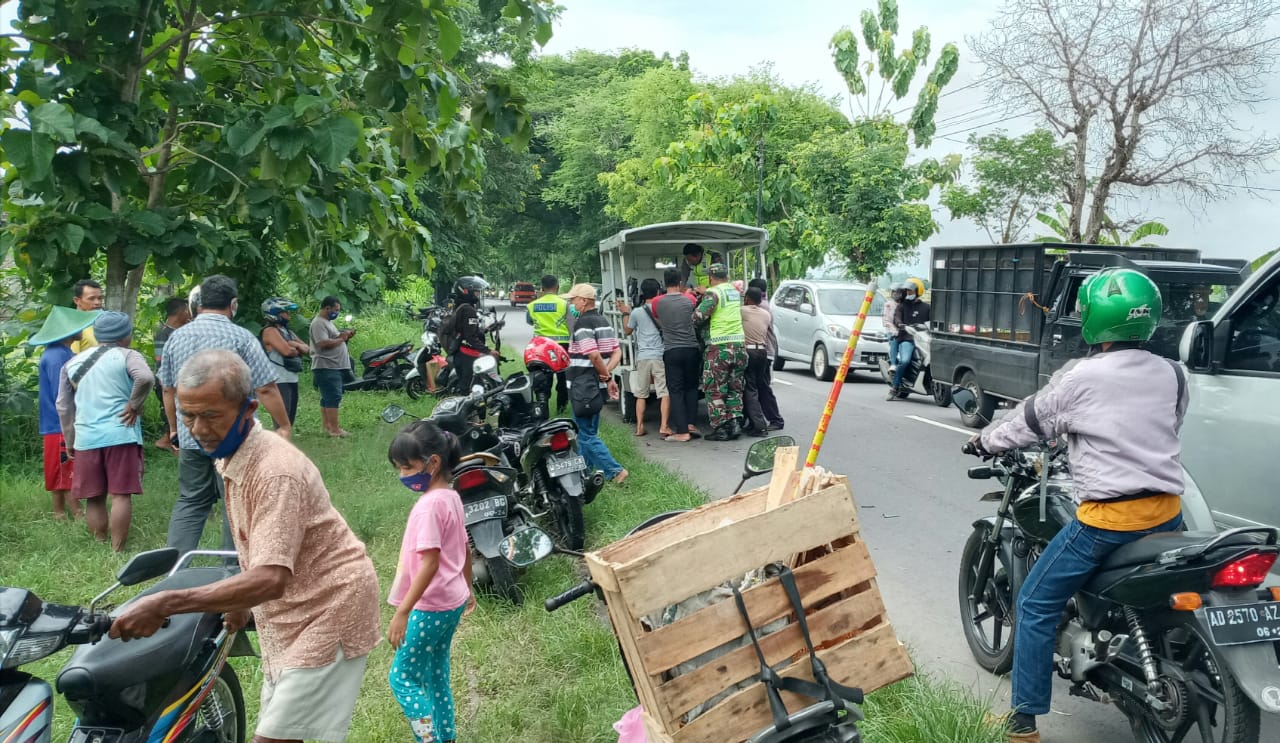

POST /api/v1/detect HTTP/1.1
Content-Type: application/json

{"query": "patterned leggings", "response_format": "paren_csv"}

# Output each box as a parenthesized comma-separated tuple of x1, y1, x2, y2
(388, 604, 466, 742)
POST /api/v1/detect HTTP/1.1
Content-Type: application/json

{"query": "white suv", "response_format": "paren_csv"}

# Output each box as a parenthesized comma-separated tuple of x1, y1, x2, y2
(770, 280, 890, 380)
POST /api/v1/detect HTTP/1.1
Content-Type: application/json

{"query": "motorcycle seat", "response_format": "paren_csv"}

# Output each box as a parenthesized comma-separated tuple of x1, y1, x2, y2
(458, 451, 502, 468)
(1099, 530, 1264, 571)
(56, 568, 232, 700)
(360, 344, 404, 363)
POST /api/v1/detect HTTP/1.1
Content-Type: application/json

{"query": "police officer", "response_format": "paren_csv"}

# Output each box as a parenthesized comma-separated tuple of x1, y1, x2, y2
(526, 274, 571, 412)
(680, 243, 711, 294)
(693, 263, 747, 441)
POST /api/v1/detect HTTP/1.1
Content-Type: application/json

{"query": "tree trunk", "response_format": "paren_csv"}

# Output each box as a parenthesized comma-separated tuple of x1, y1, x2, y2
(1067, 127, 1089, 242)
(1082, 180, 1111, 244)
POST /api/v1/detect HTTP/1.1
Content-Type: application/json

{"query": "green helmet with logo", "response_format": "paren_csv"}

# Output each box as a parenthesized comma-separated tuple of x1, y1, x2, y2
(1077, 268, 1162, 345)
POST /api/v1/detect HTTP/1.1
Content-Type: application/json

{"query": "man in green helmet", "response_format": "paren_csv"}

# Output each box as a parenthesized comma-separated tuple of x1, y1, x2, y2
(963, 268, 1188, 743)
(693, 263, 748, 441)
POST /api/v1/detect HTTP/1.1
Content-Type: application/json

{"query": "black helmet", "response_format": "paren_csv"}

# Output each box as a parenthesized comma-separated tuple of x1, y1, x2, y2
(452, 275, 489, 304)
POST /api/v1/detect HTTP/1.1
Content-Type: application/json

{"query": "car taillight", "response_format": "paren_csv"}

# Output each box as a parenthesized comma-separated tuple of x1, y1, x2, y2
(454, 469, 488, 491)
(1211, 552, 1278, 589)
(549, 431, 571, 452)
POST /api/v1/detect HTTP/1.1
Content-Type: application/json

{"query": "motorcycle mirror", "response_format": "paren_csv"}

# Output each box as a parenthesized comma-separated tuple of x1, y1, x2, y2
(744, 435, 797, 477)
(499, 527, 554, 567)
(951, 387, 978, 416)
(381, 404, 407, 424)
(116, 548, 180, 587)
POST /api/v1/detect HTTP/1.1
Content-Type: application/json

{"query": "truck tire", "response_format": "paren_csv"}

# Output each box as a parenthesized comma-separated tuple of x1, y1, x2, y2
(811, 345, 836, 382)
(958, 370, 997, 428)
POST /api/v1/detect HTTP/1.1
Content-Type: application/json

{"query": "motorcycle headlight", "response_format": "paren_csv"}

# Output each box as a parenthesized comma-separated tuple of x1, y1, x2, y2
(0, 629, 64, 669)
(826, 324, 851, 341)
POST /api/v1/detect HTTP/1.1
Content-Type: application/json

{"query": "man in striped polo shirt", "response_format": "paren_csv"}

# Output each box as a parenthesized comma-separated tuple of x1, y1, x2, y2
(563, 284, 628, 485)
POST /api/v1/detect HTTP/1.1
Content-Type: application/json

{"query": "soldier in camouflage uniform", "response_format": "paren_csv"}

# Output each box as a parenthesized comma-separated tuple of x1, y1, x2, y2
(693, 263, 748, 441)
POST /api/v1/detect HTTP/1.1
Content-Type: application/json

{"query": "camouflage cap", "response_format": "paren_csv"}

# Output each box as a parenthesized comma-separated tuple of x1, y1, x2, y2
(708, 262, 728, 278)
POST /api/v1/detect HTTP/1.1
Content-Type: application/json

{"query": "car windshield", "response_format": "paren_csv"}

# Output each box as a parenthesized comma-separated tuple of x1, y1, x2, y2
(819, 288, 885, 316)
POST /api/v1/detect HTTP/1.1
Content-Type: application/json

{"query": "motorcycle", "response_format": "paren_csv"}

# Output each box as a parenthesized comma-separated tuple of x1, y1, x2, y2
(515, 418, 605, 551)
(408, 311, 506, 398)
(1, 548, 254, 743)
(878, 324, 951, 406)
(344, 340, 415, 392)
(381, 395, 555, 604)
(952, 388, 1280, 741)
(545, 436, 865, 742)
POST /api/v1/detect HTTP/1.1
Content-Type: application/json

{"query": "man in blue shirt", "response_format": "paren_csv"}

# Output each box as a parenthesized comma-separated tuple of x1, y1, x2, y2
(30, 306, 100, 521)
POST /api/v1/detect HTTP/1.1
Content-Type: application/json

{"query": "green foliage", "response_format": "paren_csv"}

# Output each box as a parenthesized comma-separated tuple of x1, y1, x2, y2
(795, 121, 958, 279)
(1033, 204, 1169, 247)
(1, 0, 553, 318)
(1253, 248, 1279, 271)
(942, 129, 1071, 243)
(829, 0, 959, 146)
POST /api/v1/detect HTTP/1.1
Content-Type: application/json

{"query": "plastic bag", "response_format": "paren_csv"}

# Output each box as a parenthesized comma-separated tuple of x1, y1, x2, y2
(613, 706, 648, 743)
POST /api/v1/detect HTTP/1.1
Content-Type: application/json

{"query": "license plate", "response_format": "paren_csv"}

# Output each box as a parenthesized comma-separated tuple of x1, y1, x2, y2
(1204, 600, 1280, 646)
(546, 454, 586, 478)
(463, 495, 506, 524)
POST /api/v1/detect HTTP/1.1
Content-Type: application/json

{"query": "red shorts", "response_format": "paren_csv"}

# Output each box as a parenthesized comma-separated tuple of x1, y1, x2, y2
(72, 444, 144, 500)
(42, 433, 74, 492)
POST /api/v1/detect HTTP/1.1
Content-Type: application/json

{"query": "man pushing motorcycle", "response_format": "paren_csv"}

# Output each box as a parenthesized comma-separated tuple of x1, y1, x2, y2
(112, 350, 381, 743)
(963, 268, 1187, 743)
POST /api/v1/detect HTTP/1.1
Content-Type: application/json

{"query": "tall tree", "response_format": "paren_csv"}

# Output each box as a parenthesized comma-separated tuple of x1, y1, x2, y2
(829, 0, 960, 146)
(971, 0, 1280, 243)
(941, 129, 1071, 243)
(0, 0, 551, 316)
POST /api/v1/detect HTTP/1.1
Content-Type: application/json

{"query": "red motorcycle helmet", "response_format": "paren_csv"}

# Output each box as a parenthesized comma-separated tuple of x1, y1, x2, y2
(524, 336, 569, 373)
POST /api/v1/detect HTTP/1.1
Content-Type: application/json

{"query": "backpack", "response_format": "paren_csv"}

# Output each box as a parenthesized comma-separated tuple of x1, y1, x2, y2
(439, 308, 462, 355)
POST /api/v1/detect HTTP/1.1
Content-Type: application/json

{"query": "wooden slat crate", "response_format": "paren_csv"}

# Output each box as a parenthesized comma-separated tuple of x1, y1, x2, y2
(584, 476, 913, 743)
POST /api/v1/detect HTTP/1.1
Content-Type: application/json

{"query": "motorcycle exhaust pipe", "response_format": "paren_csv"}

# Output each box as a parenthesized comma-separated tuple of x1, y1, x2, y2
(585, 471, 606, 505)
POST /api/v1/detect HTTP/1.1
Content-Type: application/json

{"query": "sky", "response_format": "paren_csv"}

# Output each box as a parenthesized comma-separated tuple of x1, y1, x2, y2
(541, 0, 1280, 271)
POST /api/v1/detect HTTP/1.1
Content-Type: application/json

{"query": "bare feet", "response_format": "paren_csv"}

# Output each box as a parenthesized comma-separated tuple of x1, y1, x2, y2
(611, 469, 629, 485)
(634, 427, 647, 437)
(666, 434, 691, 443)
(328, 429, 352, 438)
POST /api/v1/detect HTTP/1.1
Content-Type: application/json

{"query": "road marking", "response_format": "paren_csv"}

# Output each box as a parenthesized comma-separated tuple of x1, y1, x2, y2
(774, 378, 794, 386)
(905, 415, 973, 436)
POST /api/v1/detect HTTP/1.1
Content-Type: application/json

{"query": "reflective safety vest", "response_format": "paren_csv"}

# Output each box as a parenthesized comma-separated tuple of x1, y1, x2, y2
(707, 283, 745, 345)
(687, 260, 710, 289)
(528, 293, 570, 343)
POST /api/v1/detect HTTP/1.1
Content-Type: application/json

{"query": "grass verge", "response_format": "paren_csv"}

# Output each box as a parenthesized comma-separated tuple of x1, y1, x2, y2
(0, 305, 1003, 742)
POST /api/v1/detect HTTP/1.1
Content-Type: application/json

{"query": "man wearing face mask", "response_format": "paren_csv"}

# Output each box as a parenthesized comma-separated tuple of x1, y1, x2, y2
(159, 274, 292, 556)
(310, 296, 357, 438)
(112, 350, 380, 743)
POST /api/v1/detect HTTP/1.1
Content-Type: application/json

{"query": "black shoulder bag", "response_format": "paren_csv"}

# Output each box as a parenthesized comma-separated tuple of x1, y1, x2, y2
(69, 346, 112, 389)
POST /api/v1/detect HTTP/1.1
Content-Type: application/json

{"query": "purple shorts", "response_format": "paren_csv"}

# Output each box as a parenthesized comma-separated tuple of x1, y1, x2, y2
(72, 444, 144, 499)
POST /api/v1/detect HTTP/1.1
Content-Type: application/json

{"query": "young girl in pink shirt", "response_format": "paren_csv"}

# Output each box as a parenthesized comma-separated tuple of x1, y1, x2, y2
(387, 421, 475, 743)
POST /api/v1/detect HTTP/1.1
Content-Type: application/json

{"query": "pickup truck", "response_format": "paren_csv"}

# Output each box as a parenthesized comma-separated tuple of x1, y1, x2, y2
(1179, 250, 1280, 531)
(928, 243, 1249, 427)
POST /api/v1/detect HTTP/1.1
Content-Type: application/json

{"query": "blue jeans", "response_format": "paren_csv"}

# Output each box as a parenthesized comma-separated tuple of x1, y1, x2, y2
(887, 338, 899, 373)
(572, 411, 623, 480)
(1011, 512, 1183, 715)
(891, 339, 915, 389)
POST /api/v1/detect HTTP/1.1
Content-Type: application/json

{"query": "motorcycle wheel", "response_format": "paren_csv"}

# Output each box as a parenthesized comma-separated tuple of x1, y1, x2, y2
(957, 525, 1016, 674)
(483, 554, 523, 605)
(405, 376, 427, 400)
(552, 488, 586, 551)
(1120, 617, 1259, 743)
(190, 662, 245, 743)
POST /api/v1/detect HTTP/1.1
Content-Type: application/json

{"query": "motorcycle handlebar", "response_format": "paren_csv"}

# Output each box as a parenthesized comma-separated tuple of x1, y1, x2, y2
(545, 580, 597, 612)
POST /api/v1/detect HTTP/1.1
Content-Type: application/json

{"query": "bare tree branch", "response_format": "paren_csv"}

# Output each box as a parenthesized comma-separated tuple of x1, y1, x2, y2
(971, 0, 1280, 242)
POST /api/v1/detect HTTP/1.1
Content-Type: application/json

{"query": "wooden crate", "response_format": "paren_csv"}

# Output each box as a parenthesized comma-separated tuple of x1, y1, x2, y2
(584, 477, 913, 743)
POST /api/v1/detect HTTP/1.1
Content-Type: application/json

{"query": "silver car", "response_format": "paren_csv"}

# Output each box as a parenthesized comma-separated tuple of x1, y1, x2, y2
(771, 280, 890, 380)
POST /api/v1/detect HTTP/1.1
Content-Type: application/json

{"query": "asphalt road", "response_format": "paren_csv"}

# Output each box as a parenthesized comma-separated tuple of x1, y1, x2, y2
(494, 305, 1278, 742)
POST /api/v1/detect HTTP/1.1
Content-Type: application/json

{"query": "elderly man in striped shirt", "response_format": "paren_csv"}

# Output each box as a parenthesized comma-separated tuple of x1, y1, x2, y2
(562, 284, 628, 485)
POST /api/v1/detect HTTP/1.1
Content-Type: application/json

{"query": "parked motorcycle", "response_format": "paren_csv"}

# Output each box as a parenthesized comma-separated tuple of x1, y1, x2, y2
(344, 340, 415, 392)
(952, 388, 1280, 741)
(878, 324, 951, 406)
(404, 306, 451, 400)
(515, 418, 605, 551)
(410, 311, 507, 398)
(1, 548, 253, 743)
